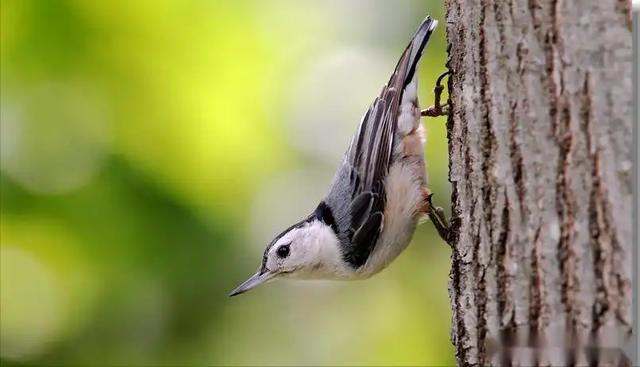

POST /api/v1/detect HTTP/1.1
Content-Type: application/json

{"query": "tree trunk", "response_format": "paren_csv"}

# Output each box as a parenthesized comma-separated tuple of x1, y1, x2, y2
(443, 0, 633, 365)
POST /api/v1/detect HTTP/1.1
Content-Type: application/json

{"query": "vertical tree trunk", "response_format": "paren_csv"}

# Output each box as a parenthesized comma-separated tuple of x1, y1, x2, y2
(444, 0, 633, 365)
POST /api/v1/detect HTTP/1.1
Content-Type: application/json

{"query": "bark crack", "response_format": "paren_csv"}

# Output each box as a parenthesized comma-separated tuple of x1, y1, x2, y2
(529, 226, 544, 329)
(476, 2, 493, 363)
(497, 191, 511, 328)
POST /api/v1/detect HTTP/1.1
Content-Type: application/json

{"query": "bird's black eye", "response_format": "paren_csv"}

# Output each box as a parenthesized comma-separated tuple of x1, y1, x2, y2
(276, 244, 290, 258)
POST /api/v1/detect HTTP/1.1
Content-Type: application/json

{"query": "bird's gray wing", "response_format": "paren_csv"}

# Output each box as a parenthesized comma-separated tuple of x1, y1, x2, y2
(321, 17, 438, 268)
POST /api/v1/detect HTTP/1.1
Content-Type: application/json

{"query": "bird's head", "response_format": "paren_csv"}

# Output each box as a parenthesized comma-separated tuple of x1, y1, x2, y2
(229, 213, 345, 296)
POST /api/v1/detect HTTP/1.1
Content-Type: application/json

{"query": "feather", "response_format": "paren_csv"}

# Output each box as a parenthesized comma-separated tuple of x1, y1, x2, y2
(349, 192, 375, 231)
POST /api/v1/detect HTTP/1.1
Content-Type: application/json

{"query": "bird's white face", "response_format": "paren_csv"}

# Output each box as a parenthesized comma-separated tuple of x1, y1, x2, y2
(229, 219, 349, 296)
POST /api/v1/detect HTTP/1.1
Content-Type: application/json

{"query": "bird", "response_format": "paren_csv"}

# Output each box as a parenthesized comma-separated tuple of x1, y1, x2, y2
(230, 16, 450, 297)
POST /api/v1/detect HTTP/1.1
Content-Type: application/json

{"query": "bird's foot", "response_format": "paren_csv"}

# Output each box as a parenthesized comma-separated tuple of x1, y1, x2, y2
(421, 70, 450, 118)
(426, 193, 453, 247)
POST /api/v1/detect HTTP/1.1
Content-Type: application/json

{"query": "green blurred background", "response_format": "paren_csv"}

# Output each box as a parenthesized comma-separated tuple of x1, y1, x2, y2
(0, 0, 453, 365)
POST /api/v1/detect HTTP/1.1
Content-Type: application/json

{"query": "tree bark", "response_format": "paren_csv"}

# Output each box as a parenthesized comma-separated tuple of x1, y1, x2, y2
(443, 0, 633, 366)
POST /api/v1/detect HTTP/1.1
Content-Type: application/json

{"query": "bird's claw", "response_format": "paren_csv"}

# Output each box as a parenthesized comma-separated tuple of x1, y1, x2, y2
(426, 193, 453, 247)
(421, 103, 449, 117)
(421, 70, 450, 118)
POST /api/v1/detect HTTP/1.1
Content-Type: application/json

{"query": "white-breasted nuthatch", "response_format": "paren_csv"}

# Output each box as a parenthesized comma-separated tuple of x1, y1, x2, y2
(230, 16, 450, 297)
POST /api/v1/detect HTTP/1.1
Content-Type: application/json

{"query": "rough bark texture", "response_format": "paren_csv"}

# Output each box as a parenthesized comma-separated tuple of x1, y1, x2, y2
(444, 0, 632, 365)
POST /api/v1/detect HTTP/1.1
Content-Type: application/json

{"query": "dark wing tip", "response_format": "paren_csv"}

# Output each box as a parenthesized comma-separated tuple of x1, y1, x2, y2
(348, 211, 384, 267)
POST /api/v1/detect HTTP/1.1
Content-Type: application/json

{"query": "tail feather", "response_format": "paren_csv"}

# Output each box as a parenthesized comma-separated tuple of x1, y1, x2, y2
(403, 16, 438, 87)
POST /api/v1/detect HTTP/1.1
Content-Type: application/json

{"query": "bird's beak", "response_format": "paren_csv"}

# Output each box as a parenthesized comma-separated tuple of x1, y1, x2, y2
(229, 270, 275, 297)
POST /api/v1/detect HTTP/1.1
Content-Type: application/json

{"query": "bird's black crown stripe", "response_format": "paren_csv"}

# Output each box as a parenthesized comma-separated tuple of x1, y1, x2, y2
(315, 201, 338, 234)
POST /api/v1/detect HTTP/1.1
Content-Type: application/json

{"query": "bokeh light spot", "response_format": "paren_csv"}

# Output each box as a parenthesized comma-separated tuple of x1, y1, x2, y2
(285, 47, 392, 163)
(0, 82, 111, 195)
(0, 245, 65, 360)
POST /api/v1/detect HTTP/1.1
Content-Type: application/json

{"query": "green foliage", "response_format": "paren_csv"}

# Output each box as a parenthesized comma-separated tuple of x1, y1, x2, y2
(1, 0, 454, 365)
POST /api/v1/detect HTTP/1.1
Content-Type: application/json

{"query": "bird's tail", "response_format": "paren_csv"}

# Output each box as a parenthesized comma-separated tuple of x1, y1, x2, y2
(402, 16, 438, 87)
